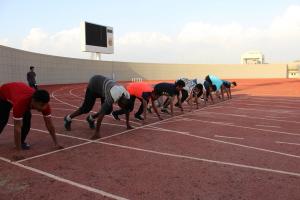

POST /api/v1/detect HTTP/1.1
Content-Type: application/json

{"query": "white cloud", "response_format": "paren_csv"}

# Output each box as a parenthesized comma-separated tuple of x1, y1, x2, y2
(22, 27, 86, 59)
(19, 5, 300, 63)
(110, 5, 300, 63)
(118, 32, 172, 46)
(0, 38, 9, 46)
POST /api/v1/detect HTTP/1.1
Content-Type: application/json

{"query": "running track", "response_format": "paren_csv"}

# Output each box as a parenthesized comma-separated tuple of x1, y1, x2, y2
(0, 79, 300, 200)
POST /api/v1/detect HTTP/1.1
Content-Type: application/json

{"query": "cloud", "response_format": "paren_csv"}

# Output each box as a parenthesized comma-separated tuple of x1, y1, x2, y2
(118, 32, 172, 46)
(106, 32, 175, 63)
(110, 5, 300, 63)
(22, 27, 85, 59)
(19, 5, 300, 63)
(0, 38, 9, 46)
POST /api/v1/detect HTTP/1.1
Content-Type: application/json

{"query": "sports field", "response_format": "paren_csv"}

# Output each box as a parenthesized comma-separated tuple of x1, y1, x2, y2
(0, 79, 300, 200)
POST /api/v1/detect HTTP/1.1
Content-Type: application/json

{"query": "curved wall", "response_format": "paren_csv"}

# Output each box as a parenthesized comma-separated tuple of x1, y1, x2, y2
(0, 45, 288, 85)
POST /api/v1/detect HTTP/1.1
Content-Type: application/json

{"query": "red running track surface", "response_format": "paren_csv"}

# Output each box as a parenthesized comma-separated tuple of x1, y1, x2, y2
(0, 79, 300, 200)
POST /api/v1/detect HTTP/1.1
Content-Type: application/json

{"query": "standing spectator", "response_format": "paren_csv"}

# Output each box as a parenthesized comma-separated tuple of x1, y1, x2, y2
(27, 66, 37, 90)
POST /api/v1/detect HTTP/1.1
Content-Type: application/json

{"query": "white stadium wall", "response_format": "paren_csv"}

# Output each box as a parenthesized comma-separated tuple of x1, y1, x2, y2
(0, 45, 288, 85)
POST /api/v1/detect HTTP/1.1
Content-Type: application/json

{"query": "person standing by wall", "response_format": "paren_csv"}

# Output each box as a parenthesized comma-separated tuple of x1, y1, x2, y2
(27, 66, 37, 90)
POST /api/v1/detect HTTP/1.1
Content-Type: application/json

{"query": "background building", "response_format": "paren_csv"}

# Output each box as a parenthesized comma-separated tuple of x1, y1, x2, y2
(288, 61, 300, 78)
(241, 51, 265, 64)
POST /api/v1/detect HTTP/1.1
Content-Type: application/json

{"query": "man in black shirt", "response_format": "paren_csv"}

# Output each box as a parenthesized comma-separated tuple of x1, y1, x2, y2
(222, 80, 237, 99)
(27, 66, 37, 90)
(153, 80, 185, 116)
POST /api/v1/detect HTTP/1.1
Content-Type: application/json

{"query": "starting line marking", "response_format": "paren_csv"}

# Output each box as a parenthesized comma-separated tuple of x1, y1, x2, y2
(214, 135, 244, 140)
(6, 128, 300, 190)
(0, 157, 128, 200)
(276, 141, 300, 146)
(11, 115, 186, 163)
(12, 96, 232, 163)
(15, 121, 300, 165)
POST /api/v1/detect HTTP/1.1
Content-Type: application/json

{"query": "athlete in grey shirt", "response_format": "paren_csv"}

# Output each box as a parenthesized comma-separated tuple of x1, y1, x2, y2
(64, 75, 132, 139)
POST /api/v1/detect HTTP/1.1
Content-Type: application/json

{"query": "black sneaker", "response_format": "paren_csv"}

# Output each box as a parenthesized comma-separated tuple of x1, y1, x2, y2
(21, 142, 30, 150)
(64, 116, 72, 131)
(175, 102, 180, 107)
(86, 115, 96, 129)
(112, 111, 120, 121)
(135, 115, 144, 121)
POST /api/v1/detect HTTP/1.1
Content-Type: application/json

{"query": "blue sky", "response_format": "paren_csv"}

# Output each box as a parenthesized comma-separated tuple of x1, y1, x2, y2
(1, 0, 300, 63)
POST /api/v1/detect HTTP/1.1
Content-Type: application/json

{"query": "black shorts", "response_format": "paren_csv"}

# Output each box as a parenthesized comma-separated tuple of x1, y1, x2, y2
(203, 81, 211, 91)
(223, 82, 231, 88)
(0, 99, 12, 134)
(205, 76, 212, 85)
(79, 88, 103, 114)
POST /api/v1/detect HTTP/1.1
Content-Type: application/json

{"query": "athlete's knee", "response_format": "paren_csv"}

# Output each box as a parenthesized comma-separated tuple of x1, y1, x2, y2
(79, 106, 92, 114)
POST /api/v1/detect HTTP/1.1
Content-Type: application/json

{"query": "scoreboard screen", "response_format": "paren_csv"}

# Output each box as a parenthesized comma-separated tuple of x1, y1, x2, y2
(81, 21, 114, 54)
(85, 22, 107, 47)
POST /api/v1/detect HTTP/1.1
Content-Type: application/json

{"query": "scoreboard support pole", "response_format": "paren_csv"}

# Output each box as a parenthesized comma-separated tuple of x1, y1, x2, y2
(90, 53, 101, 60)
(95, 53, 101, 60)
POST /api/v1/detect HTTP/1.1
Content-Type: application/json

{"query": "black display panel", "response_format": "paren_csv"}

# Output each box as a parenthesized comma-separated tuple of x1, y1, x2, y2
(85, 22, 107, 47)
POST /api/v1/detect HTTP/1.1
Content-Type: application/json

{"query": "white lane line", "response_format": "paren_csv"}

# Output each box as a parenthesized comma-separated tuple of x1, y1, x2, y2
(7, 123, 159, 164)
(10, 126, 300, 180)
(247, 97, 300, 103)
(231, 102, 300, 110)
(14, 113, 186, 163)
(207, 106, 224, 109)
(179, 115, 234, 126)
(99, 142, 300, 178)
(180, 117, 300, 137)
(232, 107, 296, 115)
(232, 99, 300, 106)
(98, 99, 232, 141)
(155, 118, 187, 125)
(12, 122, 300, 179)
(207, 104, 299, 115)
(17, 121, 300, 165)
(0, 157, 128, 200)
(52, 87, 142, 126)
(190, 111, 300, 124)
(265, 116, 287, 119)
(276, 141, 300, 146)
(51, 107, 77, 111)
(69, 87, 85, 100)
(214, 135, 244, 140)
(31, 113, 127, 128)
(144, 126, 189, 134)
(51, 87, 79, 108)
(256, 125, 281, 128)
(49, 102, 66, 105)
(146, 126, 300, 159)
(15, 98, 232, 163)
(18, 142, 91, 163)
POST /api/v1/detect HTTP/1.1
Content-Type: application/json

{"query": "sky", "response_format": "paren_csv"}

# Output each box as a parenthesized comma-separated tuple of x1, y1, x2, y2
(0, 0, 300, 64)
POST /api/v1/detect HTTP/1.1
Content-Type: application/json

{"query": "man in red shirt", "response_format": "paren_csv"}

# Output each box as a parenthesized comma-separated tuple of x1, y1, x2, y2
(112, 82, 162, 122)
(0, 82, 62, 158)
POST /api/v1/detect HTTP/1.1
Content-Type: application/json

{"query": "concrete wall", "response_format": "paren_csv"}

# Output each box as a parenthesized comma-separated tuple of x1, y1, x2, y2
(0, 45, 288, 85)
